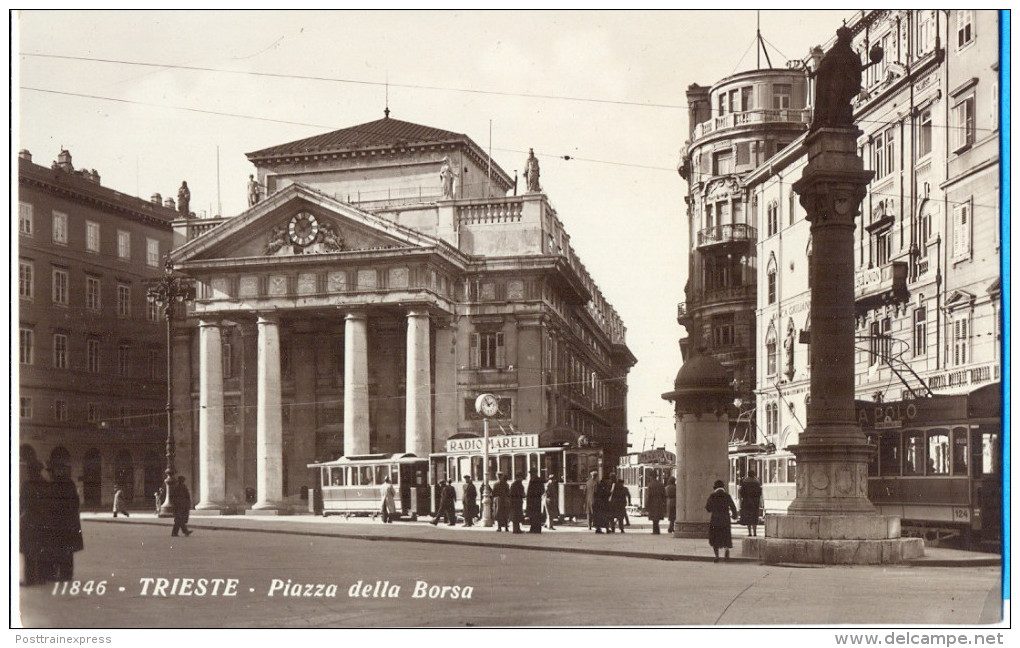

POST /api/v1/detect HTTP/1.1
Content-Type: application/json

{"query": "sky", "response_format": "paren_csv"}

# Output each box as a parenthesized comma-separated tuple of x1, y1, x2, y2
(15, 9, 855, 452)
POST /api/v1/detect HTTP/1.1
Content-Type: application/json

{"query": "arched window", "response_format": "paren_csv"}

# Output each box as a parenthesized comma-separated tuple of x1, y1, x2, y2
(766, 322, 778, 376)
(766, 201, 779, 236)
(767, 253, 778, 305)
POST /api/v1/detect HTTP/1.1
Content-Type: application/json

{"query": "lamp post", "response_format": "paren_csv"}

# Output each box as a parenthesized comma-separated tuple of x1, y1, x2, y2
(475, 393, 499, 527)
(147, 257, 194, 517)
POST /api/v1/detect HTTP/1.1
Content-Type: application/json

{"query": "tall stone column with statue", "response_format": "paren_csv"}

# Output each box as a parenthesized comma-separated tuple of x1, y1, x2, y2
(745, 28, 922, 563)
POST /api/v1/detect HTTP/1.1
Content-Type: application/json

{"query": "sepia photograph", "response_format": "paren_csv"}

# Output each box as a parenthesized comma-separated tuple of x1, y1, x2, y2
(12, 8, 1008, 641)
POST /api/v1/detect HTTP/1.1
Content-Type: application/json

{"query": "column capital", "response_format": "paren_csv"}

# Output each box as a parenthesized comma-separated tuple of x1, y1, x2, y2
(406, 308, 431, 319)
(343, 310, 368, 322)
(256, 311, 280, 326)
(198, 317, 223, 329)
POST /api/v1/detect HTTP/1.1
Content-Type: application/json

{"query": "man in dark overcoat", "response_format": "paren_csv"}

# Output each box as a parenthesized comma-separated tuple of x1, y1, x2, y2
(584, 470, 598, 529)
(525, 470, 544, 534)
(170, 476, 193, 537)
(40, 460, 84, 580)
(644, 473, 667, 534)
(509, 474, 526, 534)
(462, 475, 478, 527)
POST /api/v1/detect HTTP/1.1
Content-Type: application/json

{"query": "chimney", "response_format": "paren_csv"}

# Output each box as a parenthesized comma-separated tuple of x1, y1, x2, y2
(54, 149, 74, 172)
(151, 193, 162, 204)
(19, 150, 32, 162)
(164, 197, 176, 210)
(90, 169, 101, 185)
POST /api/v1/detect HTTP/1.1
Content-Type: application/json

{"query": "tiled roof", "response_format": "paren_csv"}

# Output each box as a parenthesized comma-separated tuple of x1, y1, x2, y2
(247, 116, 468, 159)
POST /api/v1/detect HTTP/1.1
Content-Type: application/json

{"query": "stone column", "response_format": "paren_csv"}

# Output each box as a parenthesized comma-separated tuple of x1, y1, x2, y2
(195, 319, 227, 513)
(661, 352, 733, 538)
(405, 310, 432, 457)
(251, 312, 288, 513)
(748, 127, 923, 564)
(344, 311, 370, 456)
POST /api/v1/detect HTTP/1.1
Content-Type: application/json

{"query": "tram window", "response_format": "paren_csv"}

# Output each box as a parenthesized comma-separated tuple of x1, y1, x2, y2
(979, 430, 1000, 476)
(360, 466, 374, 485)
(376, 465, 389, 484)
(322, 469, 330, 487)
(544, 452, 562, 480)
(879, 432, 901, 476)
(513, 454, 526, 478)
(471, 456, 483, 480)
(498, 455, 511, 479)
(434, 460, 448, 485)
(566, 454, 579, 482)
(926, 429, 950, 475)
(777, 459, 787, 483)
(333, 468, 345, 486)
(787, 460, 796, 485)
(903, 431, 924, 476)
(487, 456, 497, 481)
(529, 454, 539, 476)
(458, 456, 471, 481)
(951, 428, 968, 475)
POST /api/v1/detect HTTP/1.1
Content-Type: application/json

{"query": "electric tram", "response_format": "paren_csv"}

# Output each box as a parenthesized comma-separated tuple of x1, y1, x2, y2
(428, 427, 603, 521)
(617, 448, 675, 515)
(308, 453, 431, 519)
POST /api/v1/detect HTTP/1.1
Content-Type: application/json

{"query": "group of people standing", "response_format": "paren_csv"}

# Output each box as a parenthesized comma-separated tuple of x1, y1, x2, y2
(19, 457, 83, 585)
(419, 472, 562, 533)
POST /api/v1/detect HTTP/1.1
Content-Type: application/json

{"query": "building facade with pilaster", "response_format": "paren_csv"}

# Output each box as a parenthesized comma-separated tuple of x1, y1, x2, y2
(170, 114, 635, 512)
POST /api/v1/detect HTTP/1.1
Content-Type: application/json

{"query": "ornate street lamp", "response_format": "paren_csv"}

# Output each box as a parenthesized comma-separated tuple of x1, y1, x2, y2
(147, 257, 194, 517)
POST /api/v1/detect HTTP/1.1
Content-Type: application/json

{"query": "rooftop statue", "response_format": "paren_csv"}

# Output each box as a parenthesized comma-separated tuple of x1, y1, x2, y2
(523, 148, 540, 193)
(810, 26, 883, 131)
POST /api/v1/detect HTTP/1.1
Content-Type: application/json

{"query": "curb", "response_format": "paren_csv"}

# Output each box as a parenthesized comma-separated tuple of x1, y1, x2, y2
(83, 518, 997, 567)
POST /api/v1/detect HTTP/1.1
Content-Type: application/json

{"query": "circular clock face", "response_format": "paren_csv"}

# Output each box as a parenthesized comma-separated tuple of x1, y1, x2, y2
(475, 393, 500, 417)
(289, 212, 320, 246)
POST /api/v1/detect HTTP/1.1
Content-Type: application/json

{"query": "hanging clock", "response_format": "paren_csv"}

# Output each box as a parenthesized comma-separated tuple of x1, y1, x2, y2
(288, 212, 320, 246)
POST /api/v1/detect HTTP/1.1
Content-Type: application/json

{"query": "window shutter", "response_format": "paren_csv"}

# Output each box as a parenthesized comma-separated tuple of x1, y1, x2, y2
(469, 333, 479, 369)
(495, 332, 505, 368)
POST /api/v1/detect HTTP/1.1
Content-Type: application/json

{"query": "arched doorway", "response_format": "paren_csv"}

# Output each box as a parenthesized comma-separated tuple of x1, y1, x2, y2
(143, 451, 163, 508)
(114, 450, 134, 501)
(82, 448, 102, 507)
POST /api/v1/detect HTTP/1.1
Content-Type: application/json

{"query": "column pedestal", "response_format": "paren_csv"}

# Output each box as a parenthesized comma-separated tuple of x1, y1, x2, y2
(743, 126, 921, 563)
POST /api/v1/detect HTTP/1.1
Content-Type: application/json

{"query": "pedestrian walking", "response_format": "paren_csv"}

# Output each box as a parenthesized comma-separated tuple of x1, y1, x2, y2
(430, 479, 457, 526)
(379, 476, 396, 523)
(462, 475, 478, 527)
(525, 470, 544, 534)
(584, 469, 598, 529)
(509, 474, 526, 534)
(170, 476, 193, 537)
(705, 479, 738, 562)
(644, 473, 666, 534)
(543, 474, 560, 530)
(665, 476, 677, 534)
(154, 485, 166, 515)
(609, 474, 628, 533)
(492, 473, 511, 532)
(738, 471, 764, 537)
(113, 485, 130, 518)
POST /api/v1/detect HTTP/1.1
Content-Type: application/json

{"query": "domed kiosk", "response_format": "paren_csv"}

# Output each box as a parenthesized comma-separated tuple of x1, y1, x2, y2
(661, 350, 735, 538)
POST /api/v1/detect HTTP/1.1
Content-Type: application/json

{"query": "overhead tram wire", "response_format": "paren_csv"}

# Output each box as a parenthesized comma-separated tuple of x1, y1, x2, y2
(21, 54, 996, 137)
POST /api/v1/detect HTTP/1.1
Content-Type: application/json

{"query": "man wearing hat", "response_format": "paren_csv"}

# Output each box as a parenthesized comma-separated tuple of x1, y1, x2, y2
(170, 475, 193, 537)
(41, 459, 84, 580)
(584, 469, 598, 530)
(525, 470, 545, 534)
(461, 475, 478, 527)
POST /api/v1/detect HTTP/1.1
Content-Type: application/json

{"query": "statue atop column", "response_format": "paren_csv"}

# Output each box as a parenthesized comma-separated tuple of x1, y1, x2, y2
(177, 181, 191, 217)
(523, 148, 541, 193)
(809, 26, 882, 131)
(247, 174, 262, 207)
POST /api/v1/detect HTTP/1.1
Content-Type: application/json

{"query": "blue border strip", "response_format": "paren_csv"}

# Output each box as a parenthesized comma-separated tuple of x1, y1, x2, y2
(999, 9, 1011, 602)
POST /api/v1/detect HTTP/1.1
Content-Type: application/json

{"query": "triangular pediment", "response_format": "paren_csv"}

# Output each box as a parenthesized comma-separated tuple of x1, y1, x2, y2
(944, 289, 976, 309)
(172, 183, 440, 264)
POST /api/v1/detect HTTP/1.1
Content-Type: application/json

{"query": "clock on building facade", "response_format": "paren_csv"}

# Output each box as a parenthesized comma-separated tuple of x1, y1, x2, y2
(288, 211, 320, 246)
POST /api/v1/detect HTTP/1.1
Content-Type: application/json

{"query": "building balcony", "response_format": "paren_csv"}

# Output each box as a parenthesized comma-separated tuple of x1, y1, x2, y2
(692, 284, 756, 307)
(854, 261, 908, 314)
(696, 223, 757, 250)
(692, 108, 811, 142)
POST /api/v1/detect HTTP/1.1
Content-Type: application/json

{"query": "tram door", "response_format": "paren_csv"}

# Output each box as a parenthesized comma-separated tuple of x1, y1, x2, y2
(972, 427, 1001, 540)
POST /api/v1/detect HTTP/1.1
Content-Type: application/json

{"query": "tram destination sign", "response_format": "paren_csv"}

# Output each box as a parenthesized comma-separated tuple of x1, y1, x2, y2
(446, 434, 539, 453)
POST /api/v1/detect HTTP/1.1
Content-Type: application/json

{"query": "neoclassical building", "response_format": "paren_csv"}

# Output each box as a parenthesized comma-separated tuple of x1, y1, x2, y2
(170, 114, 635, 512)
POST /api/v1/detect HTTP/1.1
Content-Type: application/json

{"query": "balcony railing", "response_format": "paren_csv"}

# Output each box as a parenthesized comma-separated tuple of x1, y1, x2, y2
(692, 108, 812, 140)
(693, 284, 756, 306)
(696, 223, 757, 248)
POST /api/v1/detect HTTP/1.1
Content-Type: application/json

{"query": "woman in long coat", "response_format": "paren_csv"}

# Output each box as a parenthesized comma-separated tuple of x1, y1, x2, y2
(379, 477, 396, 523)
(609, 476, 629, 533)
(738, 471, 763, 537)
(593, 475, 613, 533)
(491, 473, 511, 532)
(41, 461, 84, 580)
(705, 479, 738, 562)
(644, 474, 667, 534)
